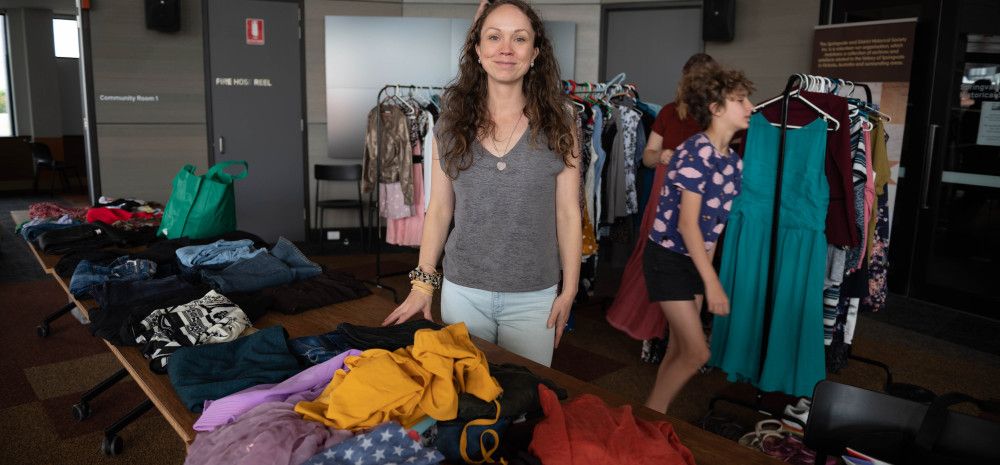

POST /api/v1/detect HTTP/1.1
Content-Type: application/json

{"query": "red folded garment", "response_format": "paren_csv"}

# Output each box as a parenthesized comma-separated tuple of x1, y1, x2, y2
(605, 164, 668, 340)
(529, 384, 696, 465)
(86, 207, 157, 224)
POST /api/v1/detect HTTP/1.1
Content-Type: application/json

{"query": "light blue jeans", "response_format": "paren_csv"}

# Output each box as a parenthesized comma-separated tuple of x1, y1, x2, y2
(441, 278, 557, 367)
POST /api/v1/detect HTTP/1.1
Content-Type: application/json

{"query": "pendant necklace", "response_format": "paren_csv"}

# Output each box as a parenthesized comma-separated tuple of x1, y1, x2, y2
(491, 112, 524, 171)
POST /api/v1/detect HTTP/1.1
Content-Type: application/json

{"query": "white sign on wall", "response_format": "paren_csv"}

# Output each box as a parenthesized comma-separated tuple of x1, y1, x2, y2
(977, 101, 1000, 147)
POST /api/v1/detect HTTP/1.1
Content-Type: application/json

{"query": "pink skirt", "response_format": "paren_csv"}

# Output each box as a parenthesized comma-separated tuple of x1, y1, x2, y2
(386, 163, 425, 246)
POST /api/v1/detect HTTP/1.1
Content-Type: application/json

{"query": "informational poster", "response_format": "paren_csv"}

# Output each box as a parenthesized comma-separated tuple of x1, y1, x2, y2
(812, 18, 917, 224)
(977, 101, 1000, 147)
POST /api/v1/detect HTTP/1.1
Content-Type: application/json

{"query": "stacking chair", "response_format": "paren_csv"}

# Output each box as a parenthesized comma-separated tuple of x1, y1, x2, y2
(804, 380, 1000, 464)
(314, 164, 366, 250)
(31, 141, 82, 195)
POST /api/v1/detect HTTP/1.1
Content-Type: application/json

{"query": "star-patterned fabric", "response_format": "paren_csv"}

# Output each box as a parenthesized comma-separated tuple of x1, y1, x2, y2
(301, 422, 444, 465)
(648, 133, 742, 256)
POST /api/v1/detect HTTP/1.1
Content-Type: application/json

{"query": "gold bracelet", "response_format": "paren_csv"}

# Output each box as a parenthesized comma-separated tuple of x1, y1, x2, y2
(411, 286, 434, 297)
(411, 280, 434, 296)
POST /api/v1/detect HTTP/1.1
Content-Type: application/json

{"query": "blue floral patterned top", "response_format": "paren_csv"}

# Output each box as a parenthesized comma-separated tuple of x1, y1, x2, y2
(649, 133, 743, 255)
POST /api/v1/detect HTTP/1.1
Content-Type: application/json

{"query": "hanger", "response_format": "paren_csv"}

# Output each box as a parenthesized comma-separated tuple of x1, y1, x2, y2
(854, 100, 892, 123)
(388, 85, 416, 114)
(753, 82, 841, 131)
(607, 72, 627, 87)
(422, 86, 439, 109)
(583, 82, 599, 104)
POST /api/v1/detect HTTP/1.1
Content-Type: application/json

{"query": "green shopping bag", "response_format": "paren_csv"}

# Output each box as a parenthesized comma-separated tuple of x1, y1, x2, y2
(158, 160, 249, 239)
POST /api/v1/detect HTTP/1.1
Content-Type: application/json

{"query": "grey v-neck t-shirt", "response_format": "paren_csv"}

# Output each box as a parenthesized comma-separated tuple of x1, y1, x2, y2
(438, 128, 567, 292)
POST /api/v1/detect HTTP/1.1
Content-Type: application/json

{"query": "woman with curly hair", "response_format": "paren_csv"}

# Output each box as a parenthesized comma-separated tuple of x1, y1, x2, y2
(382, 0, 581, 367)
(643, 65, 754, 412)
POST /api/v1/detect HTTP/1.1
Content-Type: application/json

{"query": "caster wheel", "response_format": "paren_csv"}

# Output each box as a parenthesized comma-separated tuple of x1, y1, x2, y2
(36, 324, 49, 338)
(101, 435, 123, 456)
(72, 402, 91, 421)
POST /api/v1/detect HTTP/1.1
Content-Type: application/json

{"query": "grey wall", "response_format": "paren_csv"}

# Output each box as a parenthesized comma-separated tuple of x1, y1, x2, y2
(88, 0, 207, 202)
(704, 0, 821, 97)
(6, 8, 64, 138)
(56, 58, 82, 134)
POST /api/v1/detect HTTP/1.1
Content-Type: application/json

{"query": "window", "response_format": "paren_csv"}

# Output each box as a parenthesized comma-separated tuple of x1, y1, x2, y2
(52, 18, 79, 59)
(0, 14, 12, 136)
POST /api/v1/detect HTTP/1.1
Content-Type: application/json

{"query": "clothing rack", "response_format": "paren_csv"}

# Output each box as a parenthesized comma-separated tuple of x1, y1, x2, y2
(558, 75, 637, 307)
(759, 75, 882, 371)
(710, 73, 885, 417)
(561, 77, 639, 100)
(758, 74, 808, 371)
(371, 84, 444, 302)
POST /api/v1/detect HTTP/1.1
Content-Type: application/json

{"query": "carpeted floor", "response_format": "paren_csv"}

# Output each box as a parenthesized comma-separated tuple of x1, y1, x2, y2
(1, 194, 998, 465)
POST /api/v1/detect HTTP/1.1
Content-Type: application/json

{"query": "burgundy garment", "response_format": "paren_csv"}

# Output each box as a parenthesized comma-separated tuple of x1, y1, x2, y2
(529, 385, 696, 465)
(650, 102, 703, 150)
(605, 103, 705, 340)
(605, 164, 669, 340)
(760, 91, 857, 247)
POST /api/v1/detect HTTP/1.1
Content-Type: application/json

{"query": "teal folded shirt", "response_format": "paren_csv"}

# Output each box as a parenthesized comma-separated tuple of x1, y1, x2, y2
(169, 325, 302, 412)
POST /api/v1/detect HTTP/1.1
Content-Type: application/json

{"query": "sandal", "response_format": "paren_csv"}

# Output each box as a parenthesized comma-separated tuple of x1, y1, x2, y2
(738, 431, 762, 449)
(759, 432, 792, 459)
(756, 419, 784, 436)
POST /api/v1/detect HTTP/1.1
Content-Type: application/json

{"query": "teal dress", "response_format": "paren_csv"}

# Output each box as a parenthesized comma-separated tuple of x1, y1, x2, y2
(708, 113, 829, 397)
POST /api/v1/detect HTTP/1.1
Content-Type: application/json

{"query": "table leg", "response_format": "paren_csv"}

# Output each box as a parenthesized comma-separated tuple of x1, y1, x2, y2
(72, 368, 129, 421)
(36, 301, 76, 337)
(100, 399, 154, 456)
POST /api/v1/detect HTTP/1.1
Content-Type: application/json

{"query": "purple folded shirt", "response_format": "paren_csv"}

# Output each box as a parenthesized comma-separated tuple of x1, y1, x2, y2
(194, 349, 362, 432)
(185, 402, 353, 465)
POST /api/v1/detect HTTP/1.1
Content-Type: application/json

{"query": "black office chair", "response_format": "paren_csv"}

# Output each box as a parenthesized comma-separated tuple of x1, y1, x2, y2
(314, 164, 366, 250)
(804, 380, 1000, 465)
(31, 142, 82, 195)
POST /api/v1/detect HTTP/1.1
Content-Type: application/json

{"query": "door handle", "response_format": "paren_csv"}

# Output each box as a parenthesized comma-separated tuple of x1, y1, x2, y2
(920, 124, 939, 209)
(218, 136, 225, 154)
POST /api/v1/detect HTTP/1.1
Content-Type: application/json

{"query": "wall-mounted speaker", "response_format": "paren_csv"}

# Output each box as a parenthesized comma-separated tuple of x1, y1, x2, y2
(145, 0, 181, 33)
(703, 0, 735, 42)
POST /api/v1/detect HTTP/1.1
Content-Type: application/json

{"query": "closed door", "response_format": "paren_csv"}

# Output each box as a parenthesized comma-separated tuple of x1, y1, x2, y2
(207, 0, 305, 242)
(916, 33, 1000, 316)
(891, 0, 1000, 318)
(602, 6, 703, 105)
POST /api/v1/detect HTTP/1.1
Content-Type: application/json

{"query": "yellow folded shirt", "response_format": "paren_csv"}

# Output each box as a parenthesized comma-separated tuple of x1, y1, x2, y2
(295, 322, 502, 430)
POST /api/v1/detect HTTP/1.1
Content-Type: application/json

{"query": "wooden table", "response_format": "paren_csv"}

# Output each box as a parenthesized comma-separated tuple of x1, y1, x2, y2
(14, 213, 778, 464)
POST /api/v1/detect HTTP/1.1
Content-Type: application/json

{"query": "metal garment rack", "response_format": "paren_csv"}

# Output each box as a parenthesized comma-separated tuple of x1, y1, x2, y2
(370, 84, 444, 302)
(759, 76, 877, 372)
(711, 74, 882, 416)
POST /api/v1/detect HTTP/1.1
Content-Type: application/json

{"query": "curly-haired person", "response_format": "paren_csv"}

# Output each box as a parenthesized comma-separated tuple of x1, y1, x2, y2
(382, 0, 582, 368)
(643, 65, 755, 413)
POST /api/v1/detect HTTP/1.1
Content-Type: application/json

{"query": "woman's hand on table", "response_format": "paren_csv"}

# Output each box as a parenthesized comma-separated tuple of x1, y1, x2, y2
(381, 290, 433, 326)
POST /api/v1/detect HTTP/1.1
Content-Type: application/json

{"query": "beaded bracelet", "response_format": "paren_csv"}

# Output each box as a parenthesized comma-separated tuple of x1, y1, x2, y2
(408, 267, 442, 290)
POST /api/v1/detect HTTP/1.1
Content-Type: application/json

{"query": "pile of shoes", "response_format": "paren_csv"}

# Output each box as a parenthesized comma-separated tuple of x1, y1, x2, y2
(737, 417, 834, 465)
(780, 397, 811, 434)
